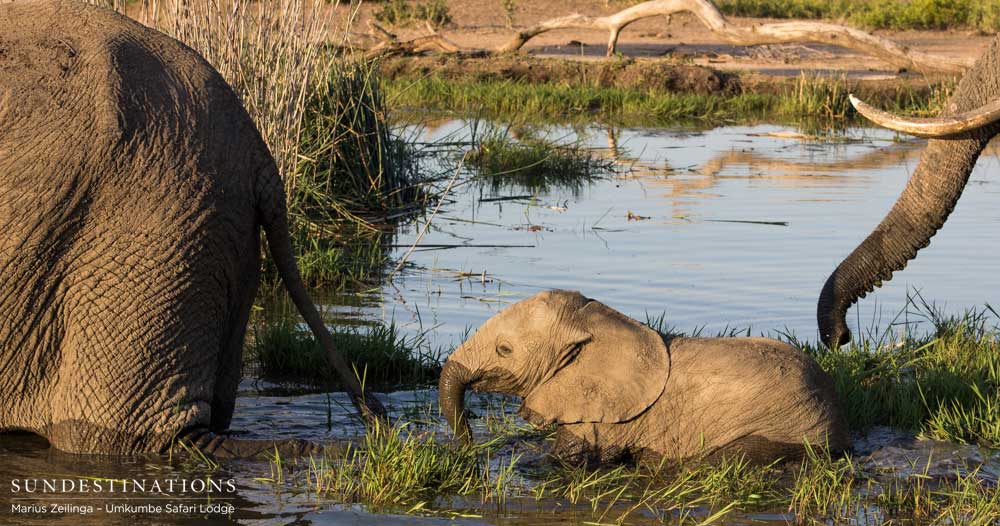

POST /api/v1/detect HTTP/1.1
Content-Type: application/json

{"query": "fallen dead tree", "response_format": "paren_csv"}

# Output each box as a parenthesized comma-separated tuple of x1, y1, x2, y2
(369, 0, 972, 74)
(366, 20, 472, 57)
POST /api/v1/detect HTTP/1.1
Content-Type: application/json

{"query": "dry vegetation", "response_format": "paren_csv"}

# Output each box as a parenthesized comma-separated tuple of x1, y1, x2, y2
(92, 0, 422, 286)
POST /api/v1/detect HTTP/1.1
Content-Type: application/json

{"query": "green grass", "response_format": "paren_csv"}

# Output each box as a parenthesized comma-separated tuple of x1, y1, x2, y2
(795, 305, 1000, 446)
(276, 431, 999, 525)
(387, 73, 953, 129)
(277, 410, 996, 524)
(373, 0, 452, 28)
(293, 60, 420, 226)
(287, 418, 998, 525)
(246, 319, 441, 391)
(715, 0, 1000, 32)
(296, 419, 781, 523)
(306, 420, 516, 509)
(467, 124, 615, 194)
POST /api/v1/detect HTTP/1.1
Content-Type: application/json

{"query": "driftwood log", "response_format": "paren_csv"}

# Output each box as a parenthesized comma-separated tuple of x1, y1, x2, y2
(369, 0, 971, 74)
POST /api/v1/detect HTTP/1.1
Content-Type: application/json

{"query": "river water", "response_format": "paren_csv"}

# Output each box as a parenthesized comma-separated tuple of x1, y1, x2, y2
(1, 123, 998, 525)
(335, 121, 999, 350)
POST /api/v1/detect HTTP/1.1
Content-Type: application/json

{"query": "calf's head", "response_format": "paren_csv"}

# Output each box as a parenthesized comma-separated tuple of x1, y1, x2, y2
(439, 290, 668, 442)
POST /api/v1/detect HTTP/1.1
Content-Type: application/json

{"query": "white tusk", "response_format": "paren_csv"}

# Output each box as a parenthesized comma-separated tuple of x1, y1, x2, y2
(849, 94, 1000, 138)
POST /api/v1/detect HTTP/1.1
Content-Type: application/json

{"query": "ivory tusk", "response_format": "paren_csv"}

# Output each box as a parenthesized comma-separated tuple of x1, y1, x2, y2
(849, 94, 1000, 138)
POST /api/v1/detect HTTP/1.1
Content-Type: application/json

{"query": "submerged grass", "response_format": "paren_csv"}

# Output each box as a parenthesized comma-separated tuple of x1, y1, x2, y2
(790, 443, 999, 524)
(296, 418, 783, 523)
(283, 404, 996, 524)
(387, 73, 954, 130)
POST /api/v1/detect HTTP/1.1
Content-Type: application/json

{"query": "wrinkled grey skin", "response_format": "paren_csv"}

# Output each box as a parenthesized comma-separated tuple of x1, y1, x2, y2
(0, 0, 383, 456)
(817, 36, 1000, 349)
(440, 290, 848, 463)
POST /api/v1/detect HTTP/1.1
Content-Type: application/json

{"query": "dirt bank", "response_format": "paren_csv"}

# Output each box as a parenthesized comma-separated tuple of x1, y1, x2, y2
(349, 0, 989, 78)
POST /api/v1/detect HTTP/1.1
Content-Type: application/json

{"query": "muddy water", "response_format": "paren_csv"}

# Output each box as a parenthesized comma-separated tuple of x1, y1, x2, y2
(2, 383, 998, 525)
(2, 124, 999, 525)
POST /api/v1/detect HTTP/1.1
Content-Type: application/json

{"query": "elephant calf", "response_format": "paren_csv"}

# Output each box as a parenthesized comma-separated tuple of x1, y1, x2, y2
(440, 290, 848, 463)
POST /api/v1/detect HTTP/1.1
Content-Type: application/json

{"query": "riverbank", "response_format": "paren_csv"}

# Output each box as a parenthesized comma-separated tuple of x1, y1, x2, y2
(383, 55, 957, 127)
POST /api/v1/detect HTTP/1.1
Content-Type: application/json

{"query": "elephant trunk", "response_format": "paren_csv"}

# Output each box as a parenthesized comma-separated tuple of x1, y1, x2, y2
(439, 356, 478, 444)
(818, 39, 1000, 349)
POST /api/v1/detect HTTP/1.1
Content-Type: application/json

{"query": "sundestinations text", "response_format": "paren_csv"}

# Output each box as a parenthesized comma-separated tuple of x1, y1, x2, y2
(9, 478, 236, 494)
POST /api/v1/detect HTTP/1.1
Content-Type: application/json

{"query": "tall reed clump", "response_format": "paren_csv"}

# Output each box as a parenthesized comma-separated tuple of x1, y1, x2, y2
(101, 0, 418, 287)
(290, 58, 420, 286)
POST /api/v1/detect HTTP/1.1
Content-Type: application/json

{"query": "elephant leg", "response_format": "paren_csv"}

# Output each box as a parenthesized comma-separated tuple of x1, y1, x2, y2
(209, 233, 262, 433)
(46, 249, 229, 454)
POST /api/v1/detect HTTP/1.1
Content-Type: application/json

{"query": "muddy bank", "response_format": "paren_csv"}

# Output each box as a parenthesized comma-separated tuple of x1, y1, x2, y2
(381, 54, 957, 100)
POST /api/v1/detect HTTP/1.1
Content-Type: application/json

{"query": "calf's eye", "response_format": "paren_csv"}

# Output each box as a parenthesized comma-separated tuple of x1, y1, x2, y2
(496, 343, 513, 357)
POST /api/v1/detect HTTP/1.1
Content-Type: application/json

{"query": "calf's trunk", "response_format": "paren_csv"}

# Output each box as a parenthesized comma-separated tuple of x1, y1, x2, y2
(439, 358, 476, 443)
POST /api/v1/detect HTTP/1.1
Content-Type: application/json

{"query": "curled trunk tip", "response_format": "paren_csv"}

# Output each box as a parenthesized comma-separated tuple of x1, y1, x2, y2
(439, 359, 475, 443)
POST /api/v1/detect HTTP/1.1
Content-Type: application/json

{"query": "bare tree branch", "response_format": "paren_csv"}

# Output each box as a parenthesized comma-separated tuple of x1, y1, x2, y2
(366, 19, 467, 58)
(371, 0, 970, 74)
(496, 0, 971, 73)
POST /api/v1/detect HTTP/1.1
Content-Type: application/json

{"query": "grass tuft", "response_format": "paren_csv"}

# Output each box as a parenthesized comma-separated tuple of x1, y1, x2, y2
(467, 125, 615, 194)
(307, 420, 516, 509)
(802, 305, 1000, 443)
(789, 443, 859, 520)
(789, 441, 1000, 523)
(374, 0, 452, 28)
(247, 319, 441, 391)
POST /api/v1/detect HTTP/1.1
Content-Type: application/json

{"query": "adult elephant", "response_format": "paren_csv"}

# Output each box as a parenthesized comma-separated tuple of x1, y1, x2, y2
(817, 36, 1000, 349)
(0, 0, 384, 456)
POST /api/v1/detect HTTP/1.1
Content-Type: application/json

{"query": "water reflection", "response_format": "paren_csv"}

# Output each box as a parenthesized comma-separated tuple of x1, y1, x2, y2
(320, 122, 999, 351)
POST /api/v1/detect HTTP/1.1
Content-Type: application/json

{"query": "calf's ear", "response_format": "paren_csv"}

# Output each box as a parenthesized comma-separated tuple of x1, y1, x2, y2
(521, 299, 669, 425)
